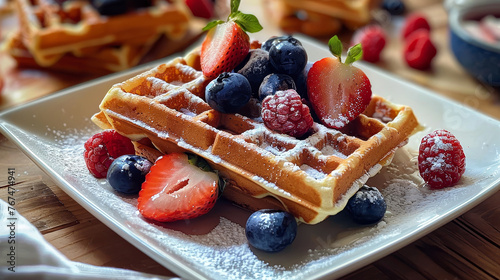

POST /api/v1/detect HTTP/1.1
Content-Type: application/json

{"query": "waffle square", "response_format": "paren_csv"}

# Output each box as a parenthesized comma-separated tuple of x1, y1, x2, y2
(93, 49, 419, 224)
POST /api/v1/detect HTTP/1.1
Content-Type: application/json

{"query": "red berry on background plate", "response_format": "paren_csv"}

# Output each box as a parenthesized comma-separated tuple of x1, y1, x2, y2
(200, 0, 262, 79)
(403, 29, 437, 70)
(307, 36, 372, 129)
(401, 13, 431, 39)
(351, 25, 387, 63)
(418, 129, 466, 189)
(262, 89, 314, 138)
(185, 0, 214, 19)
(138, 153, 221, 222)
(84, 130, 135, 178)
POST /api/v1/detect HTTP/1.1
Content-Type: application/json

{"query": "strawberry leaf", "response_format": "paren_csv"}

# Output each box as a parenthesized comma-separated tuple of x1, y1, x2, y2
(345, 44, 363, 65)
(202, 19, 224, 31)
(231, 11, 263, 33)
(328, 35, 343, 61)
(230, 0, 240, 14)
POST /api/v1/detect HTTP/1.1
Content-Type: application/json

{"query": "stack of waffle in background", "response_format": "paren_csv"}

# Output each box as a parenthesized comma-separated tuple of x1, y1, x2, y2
(263, 0, 381, 37)
(4, 0, 195, 74)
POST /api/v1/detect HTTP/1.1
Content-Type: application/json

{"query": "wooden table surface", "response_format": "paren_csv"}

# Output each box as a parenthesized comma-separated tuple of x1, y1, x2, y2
(1, 0, 499, 279)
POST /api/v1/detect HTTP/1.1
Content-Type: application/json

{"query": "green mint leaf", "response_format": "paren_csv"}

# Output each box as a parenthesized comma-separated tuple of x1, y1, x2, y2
(202, 20, 224, 31)
(232, 12, 263, 33)
(345, 44, 363, 64)
(328, 35, 343, 61)
(230, 0, 241, 14)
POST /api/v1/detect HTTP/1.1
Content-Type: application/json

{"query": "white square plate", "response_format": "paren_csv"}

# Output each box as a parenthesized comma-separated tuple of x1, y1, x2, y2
(1, 37, 499, 280)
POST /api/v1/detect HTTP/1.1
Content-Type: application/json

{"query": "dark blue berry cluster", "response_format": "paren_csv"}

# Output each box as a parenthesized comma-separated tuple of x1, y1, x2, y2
(205, 35, 311, 113)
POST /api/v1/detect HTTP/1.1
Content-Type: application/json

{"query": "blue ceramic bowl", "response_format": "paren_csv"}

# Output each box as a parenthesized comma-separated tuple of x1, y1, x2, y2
(448, 2, 500, 87)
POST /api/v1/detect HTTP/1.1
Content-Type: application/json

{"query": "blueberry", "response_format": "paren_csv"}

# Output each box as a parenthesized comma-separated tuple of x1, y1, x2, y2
(234, 49, 272, 96)
(245, 209, 297, 252)
(91, 0, 128, 16)
(345, 185, 387, 224)
(258, 73, 296, 101)
(261, 35, 298, 51)
(269, 37, 307, 76)
(107, 155, 152, 194)
(382, 0, 406, 15)
(205, 72, 252, 113)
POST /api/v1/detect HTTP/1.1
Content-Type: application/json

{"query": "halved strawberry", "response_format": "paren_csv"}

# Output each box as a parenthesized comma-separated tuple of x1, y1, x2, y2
(307, 36, 372, 129)
(200, 0, 262, 79)
(137, 153, 221, 222)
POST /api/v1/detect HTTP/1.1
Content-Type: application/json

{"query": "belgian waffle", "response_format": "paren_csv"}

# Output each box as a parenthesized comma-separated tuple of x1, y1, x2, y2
(92, 49, 419, 224)
(15, 0, 191, 66)
(4, 30, 159, 74)
(263, 0, 379, 37)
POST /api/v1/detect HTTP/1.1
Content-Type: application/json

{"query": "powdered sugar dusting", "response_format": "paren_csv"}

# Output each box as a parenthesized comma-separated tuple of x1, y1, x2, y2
(4, 117, 490, 280)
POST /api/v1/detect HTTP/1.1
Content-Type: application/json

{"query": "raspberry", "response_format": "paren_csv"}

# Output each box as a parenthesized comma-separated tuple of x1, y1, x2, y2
(403, 29, 437, 70)
(351, 25, 387, 63)
(401, 13, 431, 39)
(261, 89, 313, 138)
(418, 130, 466, 189)
(84, 130, 135, 178)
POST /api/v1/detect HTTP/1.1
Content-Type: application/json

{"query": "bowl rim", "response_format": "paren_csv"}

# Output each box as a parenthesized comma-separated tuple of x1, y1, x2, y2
(448, 2, 500, 53)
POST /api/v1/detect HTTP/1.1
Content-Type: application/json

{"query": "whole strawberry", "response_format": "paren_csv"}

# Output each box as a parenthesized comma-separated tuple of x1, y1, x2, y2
(418, 130, 466, 189)
(307, 36, 372, 129)
(201, 0, 262, 79)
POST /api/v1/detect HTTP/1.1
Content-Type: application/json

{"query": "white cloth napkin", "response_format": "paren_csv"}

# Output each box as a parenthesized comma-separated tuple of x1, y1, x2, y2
(0, 200, 178, 280)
